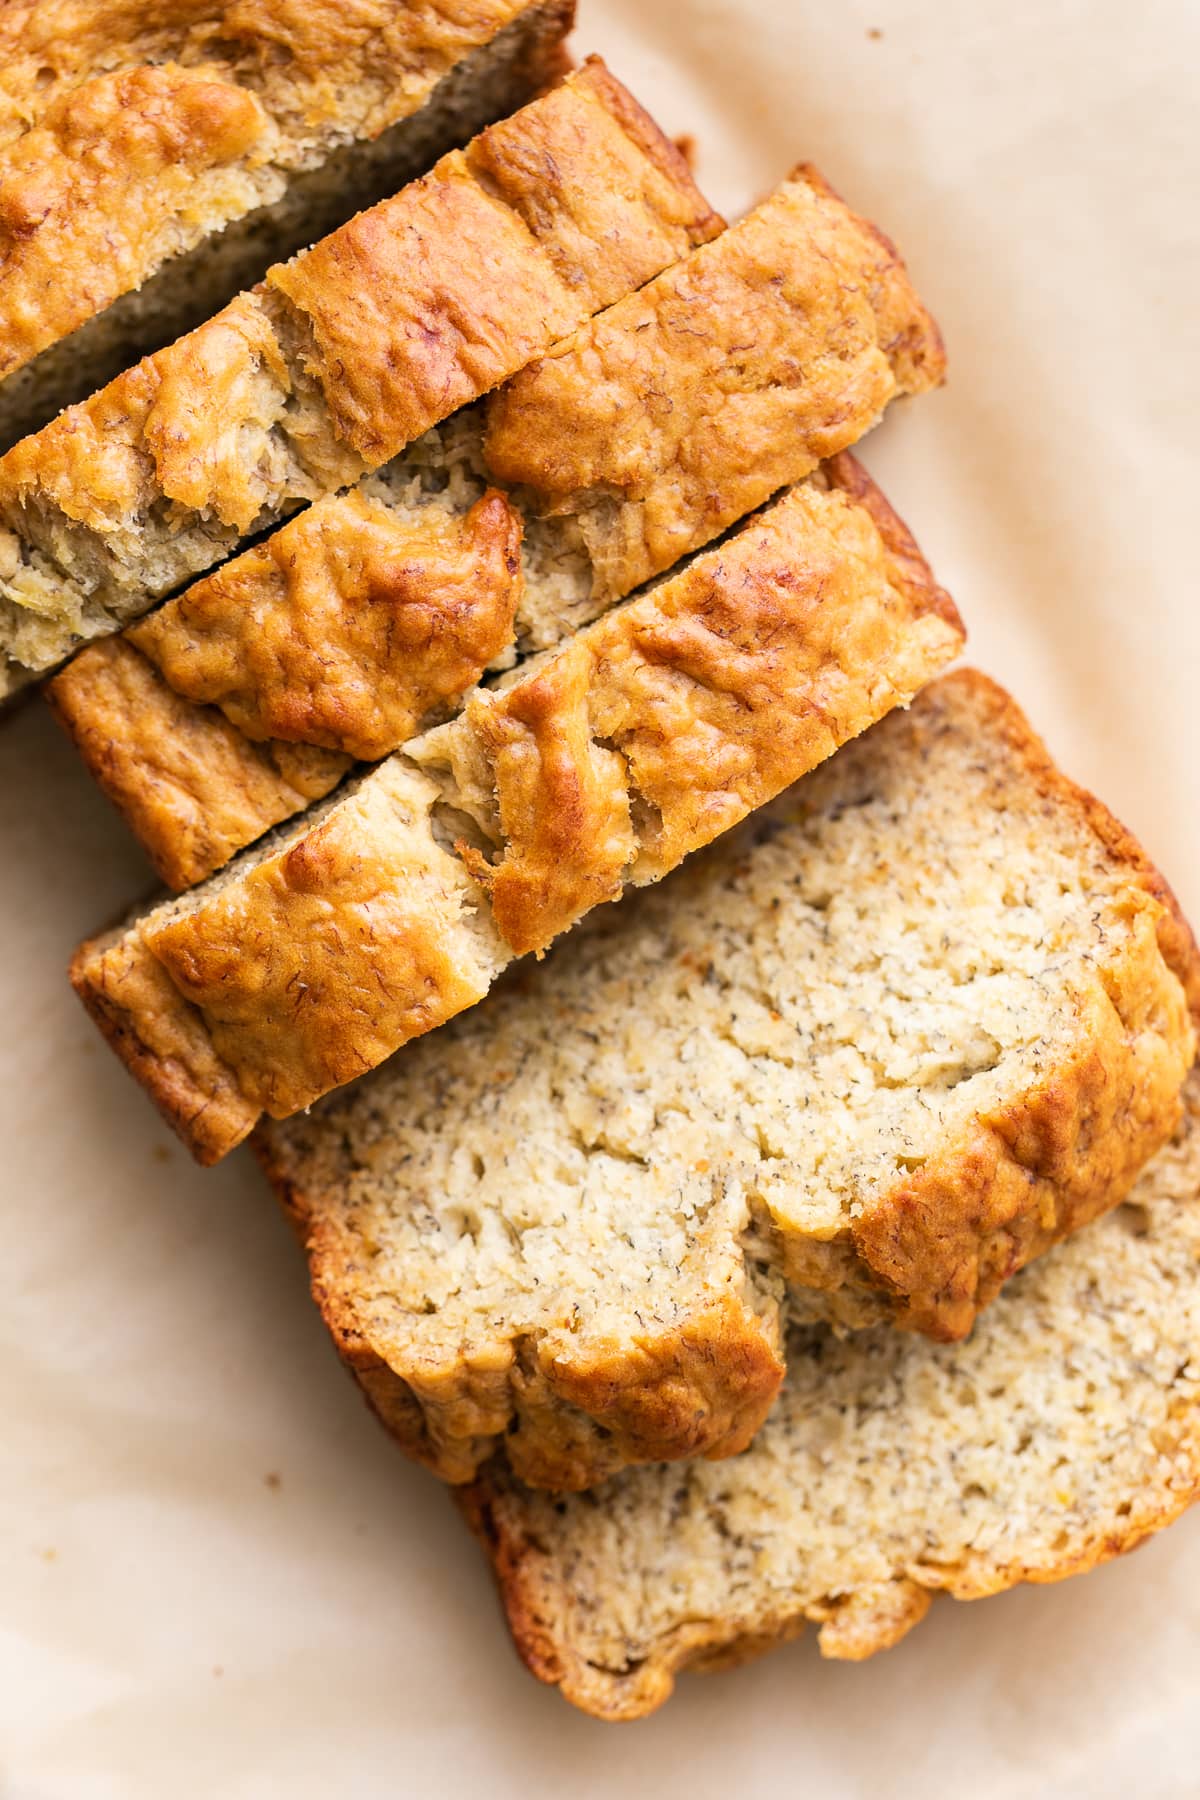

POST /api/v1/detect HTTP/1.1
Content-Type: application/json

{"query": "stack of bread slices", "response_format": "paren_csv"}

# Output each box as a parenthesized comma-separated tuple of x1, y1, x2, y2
(7, 2, 1199, 1722)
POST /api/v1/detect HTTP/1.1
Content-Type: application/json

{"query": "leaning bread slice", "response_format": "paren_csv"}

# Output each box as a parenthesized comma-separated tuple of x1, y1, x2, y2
(72, 456, 963, 1162)
(0, 58, 720, 697)
(46, 164, 945, 886)
(0, 0, 574, 449)
(251, 672, 1197, 1492)
(465, 1067, 1200, 1719)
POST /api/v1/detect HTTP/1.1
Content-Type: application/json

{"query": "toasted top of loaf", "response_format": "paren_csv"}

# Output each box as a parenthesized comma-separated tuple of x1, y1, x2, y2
(47, 164, 943, 888)
(485, 164, 945, 601)
(0, 1, 556, 384)
(0, 59, 718, 693)
(255, 673, 1197, 1490)
(72, 457, 961, 1173)
(466, 1068, 1200, 1719)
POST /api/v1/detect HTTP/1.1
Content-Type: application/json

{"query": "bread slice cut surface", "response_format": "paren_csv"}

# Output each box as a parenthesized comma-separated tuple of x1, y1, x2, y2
(464, 1067, 1200, 1718)
(253, 672, 1198, 1490)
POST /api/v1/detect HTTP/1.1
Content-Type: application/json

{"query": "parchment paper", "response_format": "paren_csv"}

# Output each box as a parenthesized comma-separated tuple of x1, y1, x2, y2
(2, 2, 1198, 1794)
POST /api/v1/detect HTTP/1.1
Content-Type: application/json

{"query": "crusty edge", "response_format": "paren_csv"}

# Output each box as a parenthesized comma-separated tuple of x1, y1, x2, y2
(461, 1435, 1200, 1721)
(254, 1130, 784, 1491)
(70, 926, 259, 1164)
(450, 453, 964, 955)
(815, 670, 1200, 1338)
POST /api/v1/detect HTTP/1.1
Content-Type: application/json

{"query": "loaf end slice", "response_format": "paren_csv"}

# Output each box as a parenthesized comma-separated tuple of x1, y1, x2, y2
(465, 1068, 1200, 1718)
(255, 673, 1197, 1489)
(0, 58, 718, 696)
(0, 1, 577, 447)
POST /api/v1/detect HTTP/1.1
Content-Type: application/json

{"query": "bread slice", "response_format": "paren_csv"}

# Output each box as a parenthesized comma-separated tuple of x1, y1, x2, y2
(72, 456, 963, 1162)
(0, 58, 720, 697)
(250, 673, 1197, 1491)
(46, 165, 946, 886)
(0, 1, 575, 450)
(465, 1067, 1200, 1719)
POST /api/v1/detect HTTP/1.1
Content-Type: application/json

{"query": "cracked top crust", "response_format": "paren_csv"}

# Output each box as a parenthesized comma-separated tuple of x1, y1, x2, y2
(484, 164, 946, 601)
(0, 58, 719, 691)
(71, 457, 962, 1148)
(47, 168, 945, 888)
(253, 672, 1198, 1490)
(129, 488, 524, 761)
(0, 0, 551, 382)
(412, 454, 963, 955)
(465, 1069, 1200, 1718)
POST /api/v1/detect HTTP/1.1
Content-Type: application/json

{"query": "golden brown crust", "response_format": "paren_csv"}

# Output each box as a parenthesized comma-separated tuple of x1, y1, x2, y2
(46, 638, 349, 889)
(256, 1128, 786, 1491)
(79, 459, 962, 1139)
(0, 57, 717, 684)
(267, 58, 720, 465)
(47, 484, 522, 888)
(484, 162, 945, 601)
(0, 64, 266, 381)
(458, 456, 964, 954)
(133, 489, 524, 759)
(144, 761, 504, 1117)
(0, 0, 559, 381)
(1, 286, 308, 543)
(70, 924, 257, 1164)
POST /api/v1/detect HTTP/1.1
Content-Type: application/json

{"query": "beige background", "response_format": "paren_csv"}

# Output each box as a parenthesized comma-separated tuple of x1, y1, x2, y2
(3, 1, 1199, 1793)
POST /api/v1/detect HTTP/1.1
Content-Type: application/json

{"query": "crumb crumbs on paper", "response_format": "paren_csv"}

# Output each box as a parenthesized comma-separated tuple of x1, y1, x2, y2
(39, 1547, 57, 1562)
(264, 1471, 282, 1491)
(152, 1144, 172, 1163)
(868, 26, 884, 38)
(212, 1666, 223, 1679)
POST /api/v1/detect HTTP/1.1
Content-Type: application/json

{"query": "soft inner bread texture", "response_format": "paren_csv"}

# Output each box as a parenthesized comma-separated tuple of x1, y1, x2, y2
(0, 1, 572, 445)
(0, 59, 720, 694)
(257, 674, 1197, 1488)
(471, 1072, 1200, 1720)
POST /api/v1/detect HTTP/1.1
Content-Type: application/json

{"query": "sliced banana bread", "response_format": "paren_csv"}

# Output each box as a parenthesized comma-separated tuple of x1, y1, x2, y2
(46, 165, 945, 885)
(72, 457, 963, 1160)
(466, 1068, 1200, 1718)
(0, 58, 720, 697)
(252, 673, 1198, 1490)
(0, 1, 574, 449)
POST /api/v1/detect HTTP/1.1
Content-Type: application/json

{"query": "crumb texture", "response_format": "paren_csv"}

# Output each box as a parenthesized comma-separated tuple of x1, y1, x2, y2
(255, 672, 1197, 1486)
(469, 1070, 1200, 1718)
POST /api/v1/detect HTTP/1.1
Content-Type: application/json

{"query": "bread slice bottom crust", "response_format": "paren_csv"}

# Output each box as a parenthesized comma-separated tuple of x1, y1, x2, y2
(464, 1068, 1200, 1719)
